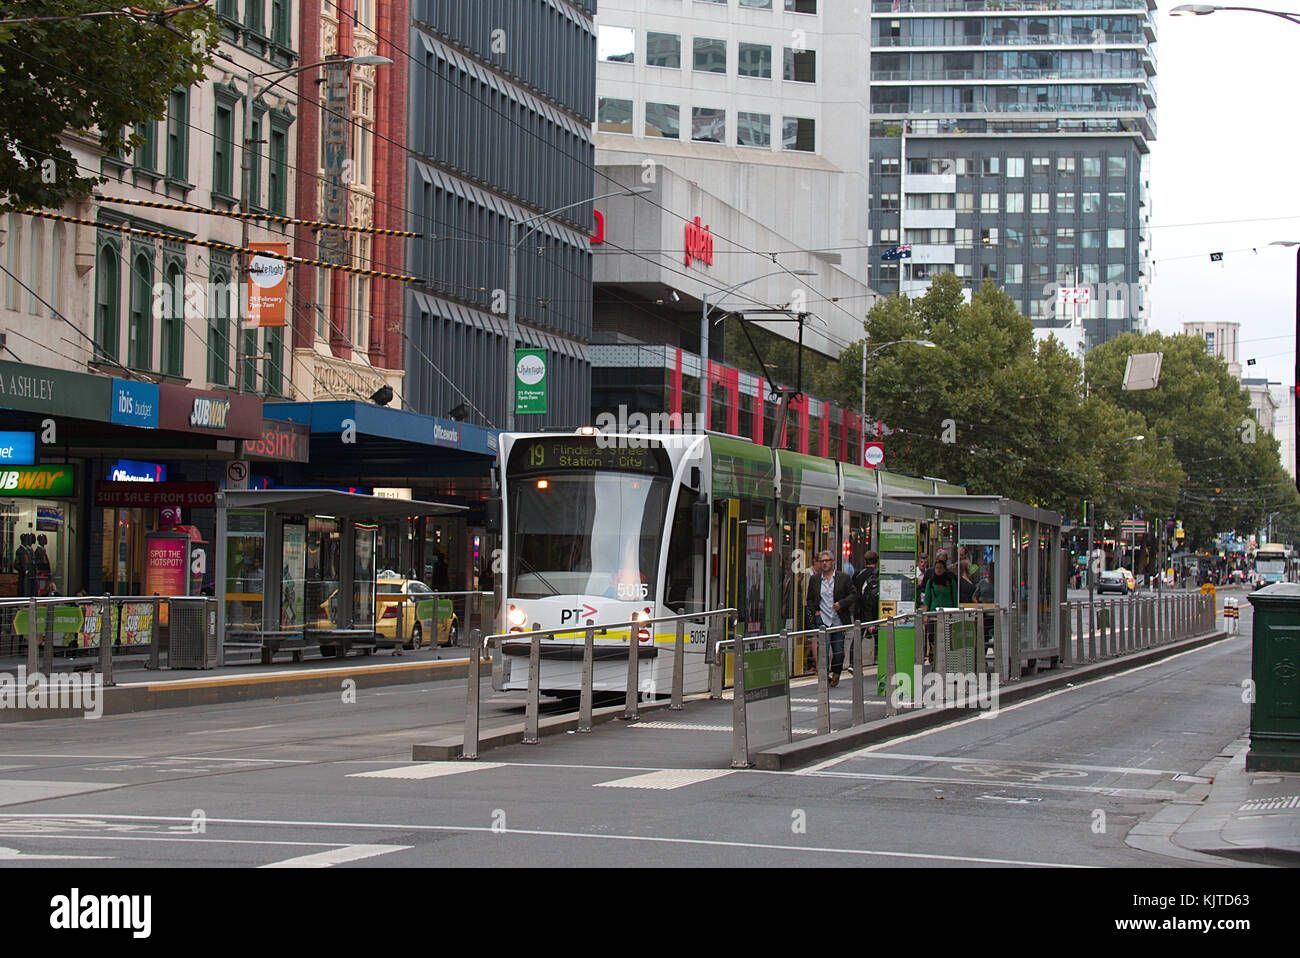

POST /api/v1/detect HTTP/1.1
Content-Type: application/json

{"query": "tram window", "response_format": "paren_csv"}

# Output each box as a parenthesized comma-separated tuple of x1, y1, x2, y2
(665, 486, 700, 613)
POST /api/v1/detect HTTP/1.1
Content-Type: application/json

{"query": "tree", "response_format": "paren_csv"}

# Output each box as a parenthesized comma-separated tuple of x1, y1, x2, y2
(1084, 331, 1300, 549)
(0, 1, 216, 213)
(831, 273, 1184, 518)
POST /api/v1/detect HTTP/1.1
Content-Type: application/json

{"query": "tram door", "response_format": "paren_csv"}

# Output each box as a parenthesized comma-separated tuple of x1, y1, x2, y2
(714, 499, 770, 685)
(787, 506, 836, 676)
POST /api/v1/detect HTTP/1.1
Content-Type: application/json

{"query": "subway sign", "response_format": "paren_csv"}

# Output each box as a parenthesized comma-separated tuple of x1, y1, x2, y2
(0, 465, 75, 498)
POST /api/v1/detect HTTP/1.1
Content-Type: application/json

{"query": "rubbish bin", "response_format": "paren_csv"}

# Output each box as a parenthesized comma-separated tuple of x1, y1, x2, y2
(1246, 583, 1300, 772)
(170, 597, 218, 669)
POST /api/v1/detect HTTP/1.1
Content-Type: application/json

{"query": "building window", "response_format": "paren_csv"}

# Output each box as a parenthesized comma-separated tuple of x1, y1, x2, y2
(784, 48, 816, 83)
(161, 255, 184, 377)
(741, 0, 774, 7)
(879, 193, 899, 212)
(956, 192, 974, 212)
(1005, 193, 1024, 213)
(597, 97, 634, 135)
(166, 88, 189, 183)
(1031, 192, 1049, 213)
(213, 96, 236, 200)
(49, 223, 64, 319)
(1082, 192, 1101, 213)
(694, 37, 727, 73)
(879, 263, 899, 283)
(1107, 192, 1127, 213)
(244, 0, 265, 35)
(954, 158, 972, 175)
(127, 248, 154, 371)
(1006, 157, 1024, 178)
(1107, 264, 1125, 281)
(3, 214, 17, 310)
(265, 327, 283, 396)
(248, 112, 264, 207)
(271, 0, 291, 46)
(1081, 230, 1100, 249)
(956, 228, 972, 249)
(879, 228, 900, 244)
(1107, 228, 1125, 249)
(1056, 227, 1075, 250)
(1108, 155, 1127, 177)
(736, 111, 770, 147)
(1031, 156, 1050, 174)
(982, 156, 999, 175)
(1005, 227, 1023, 249)
(1205, 331, 1215, 355)
(1031, 227, 1048, 249)
(646, 32, 681, 68)
(692, 107, 726, 143)
(953, 262, 971, 279)
(785, 0, 817, 11)
(1033, 263, 1050, 284)
(133, 122, 157, 173)
(1057, 156, 1075, 175)
(738, 42, 772, 78)
(94, 237, 121, 363)
(980, 192, 998, 213)
(645, 102, 680, 139)
(599, 25, 635, 63)
(980, 227, 998, 246)
(268, 119, 289, 215)
(1082, 157, 1101, 177)
(1056, 192, 1075, 213)
(208, 261, 232, 386)
(881, 157, 899, 175)
(1080, 264, 1099, 284)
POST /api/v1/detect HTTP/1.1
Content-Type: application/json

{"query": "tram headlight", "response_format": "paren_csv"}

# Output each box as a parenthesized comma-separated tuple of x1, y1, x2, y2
(508, 605, 528, 631)
(635, 607, 651, 642)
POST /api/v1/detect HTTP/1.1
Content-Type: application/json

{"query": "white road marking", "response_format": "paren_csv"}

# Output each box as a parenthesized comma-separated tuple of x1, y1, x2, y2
(0, 780, 124, 805)
(0, 812, 1091, 867)
(631, 722, 733, 732)
(0, 754, 144, 760)
(848, 752, 1182, 777)
(803, 768, 1178, 799)
(348, 762, 504, 780)
(0, 846, 110, 861)
(260, 844, 411, 868)
(799, 642, 1226, 774)
(594, 769, 735, 790)
(184, 725, 277, 735)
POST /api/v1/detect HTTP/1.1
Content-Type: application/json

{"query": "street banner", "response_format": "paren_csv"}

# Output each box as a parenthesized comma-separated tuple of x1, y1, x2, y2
(515, 348, 547, 415)
(246, 242, 289, 327)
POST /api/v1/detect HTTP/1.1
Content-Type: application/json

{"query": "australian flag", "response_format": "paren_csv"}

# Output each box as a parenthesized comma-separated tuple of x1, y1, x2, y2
(881, 245, 912, 262)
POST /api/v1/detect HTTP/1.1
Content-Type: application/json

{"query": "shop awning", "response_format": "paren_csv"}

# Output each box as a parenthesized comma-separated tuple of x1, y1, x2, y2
(219, 488, 465, 519)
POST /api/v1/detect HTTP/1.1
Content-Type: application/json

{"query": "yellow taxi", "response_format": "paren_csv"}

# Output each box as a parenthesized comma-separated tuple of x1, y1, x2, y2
(1119, 568, 1136, 592)
(376, 573, 456, 649)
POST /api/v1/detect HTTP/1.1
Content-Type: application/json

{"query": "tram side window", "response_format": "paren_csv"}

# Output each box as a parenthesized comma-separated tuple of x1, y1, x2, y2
(664, 487, 700, 614)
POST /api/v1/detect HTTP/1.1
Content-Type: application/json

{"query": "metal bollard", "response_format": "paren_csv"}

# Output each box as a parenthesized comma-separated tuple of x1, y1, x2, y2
(42, 597, 55, 674)
(732, 637, 749, 769)
(99, 597, 114, 686)
(430, 594, 439, 650)
(851, 624, 866, 725)
(884, 619, 899, 717)
(462, 633, 482, 760)
(994, 608, 1007, 684)
(1059, 602, 1072, 667)
(1009, 611, 1020, 682)
(1076, 603, 1085, 664)
(523, 633, 541, 744)
(623, 626, 640, 721)
(709, 619, 724, 700)
(671, 619, 685, 710)
(935, 610, 948, 678)
(816, 627, 830, 735)
(149, 597, 161, 670)
(578, 627, 595, 732)
(26, 597, 39, 677)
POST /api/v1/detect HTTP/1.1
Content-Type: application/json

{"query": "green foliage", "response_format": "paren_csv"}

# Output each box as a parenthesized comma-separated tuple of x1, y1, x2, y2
(0, 1, 216, 212)
(1085, 332, 1300, 548)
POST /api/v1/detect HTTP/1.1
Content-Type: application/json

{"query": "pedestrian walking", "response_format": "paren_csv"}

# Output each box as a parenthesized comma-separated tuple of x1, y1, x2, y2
(805, 549, 856, 687)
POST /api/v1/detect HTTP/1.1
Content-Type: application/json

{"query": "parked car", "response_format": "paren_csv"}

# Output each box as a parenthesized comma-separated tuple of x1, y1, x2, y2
(1118, 568, 1136, 592)
(1097, 570, 1130, 595)
(376, 574, 456, 649)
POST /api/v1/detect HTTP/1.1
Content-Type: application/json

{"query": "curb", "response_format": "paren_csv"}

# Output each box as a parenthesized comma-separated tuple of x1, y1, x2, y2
(413, 698, 675, 760)
(752, 629, 1232, 770)
(0, 656, 483, 722)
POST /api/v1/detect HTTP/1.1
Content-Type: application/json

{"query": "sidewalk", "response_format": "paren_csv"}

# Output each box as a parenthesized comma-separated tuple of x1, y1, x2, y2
(1162, 736, 1300, 866)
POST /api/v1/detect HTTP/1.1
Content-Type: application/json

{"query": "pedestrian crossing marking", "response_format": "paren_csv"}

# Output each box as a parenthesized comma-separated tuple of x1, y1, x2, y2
(594, 768, 735, 790)
(348, 762, 504, 780)
(1238, 795, 1300, 812)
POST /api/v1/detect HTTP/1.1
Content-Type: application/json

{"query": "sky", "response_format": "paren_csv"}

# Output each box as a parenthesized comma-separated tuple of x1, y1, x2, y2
(1149, 4, 1300, 395)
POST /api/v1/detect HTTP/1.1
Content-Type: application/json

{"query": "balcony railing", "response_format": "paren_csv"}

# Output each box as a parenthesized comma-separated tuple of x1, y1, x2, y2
(874, 32, 1147, 46)
(871, 100, 1145, 114)
(871, 68, 1145, 81)
(872, 0, 1148, 12)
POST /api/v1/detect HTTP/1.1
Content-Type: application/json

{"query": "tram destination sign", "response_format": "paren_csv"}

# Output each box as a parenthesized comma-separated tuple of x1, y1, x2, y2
(508, 438, 670, 475)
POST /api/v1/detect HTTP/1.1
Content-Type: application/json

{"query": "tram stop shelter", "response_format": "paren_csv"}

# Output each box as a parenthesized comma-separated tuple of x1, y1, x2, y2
(215, 488, 464, 665)
(897, 494, 1064, 676)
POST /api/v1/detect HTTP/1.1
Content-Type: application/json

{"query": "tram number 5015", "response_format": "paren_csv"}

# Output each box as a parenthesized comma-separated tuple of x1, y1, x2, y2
(617, 582, 649, 599)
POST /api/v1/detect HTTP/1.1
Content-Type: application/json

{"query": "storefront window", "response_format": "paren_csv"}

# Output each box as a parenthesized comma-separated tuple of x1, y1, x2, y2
(102, 507, 159, 596)
(225, 510, 266, 633)
(2, 500, 74, 597)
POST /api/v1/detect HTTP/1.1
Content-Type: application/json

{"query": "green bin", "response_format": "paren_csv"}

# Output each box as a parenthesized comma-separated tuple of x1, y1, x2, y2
(1246, 583, 1300, 772)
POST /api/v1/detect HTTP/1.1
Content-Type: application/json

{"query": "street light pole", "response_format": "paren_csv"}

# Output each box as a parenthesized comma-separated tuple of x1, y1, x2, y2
(699, 269, 814, 429)
(235, 54, 391, 394)
(505, 187, 649, 430)
(858, 339, 937, 466)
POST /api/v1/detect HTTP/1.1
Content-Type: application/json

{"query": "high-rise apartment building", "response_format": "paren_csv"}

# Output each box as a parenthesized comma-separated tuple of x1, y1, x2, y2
(868, 0, 1156, 347)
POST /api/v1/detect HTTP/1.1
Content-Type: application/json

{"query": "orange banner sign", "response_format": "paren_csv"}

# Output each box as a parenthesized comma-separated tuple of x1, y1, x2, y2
(246, 242, 289, 327)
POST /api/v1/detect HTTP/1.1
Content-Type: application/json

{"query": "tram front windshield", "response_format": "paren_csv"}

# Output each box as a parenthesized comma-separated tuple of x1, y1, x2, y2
(508, 472, 669, 601)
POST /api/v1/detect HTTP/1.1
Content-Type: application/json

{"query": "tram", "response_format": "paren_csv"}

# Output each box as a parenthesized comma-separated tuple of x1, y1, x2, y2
(1253, 543, 1290, 589)
(486, 429, 966, 698)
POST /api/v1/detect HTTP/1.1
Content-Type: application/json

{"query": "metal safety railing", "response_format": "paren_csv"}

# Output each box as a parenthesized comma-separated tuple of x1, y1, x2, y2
(461, 607, 739, 760)
(0, 594, 218, 684)
(1058, 590, 1217, 666)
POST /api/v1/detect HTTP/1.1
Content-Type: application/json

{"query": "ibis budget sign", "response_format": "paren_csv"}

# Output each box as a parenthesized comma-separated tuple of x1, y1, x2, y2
(0, 465, 74, 497)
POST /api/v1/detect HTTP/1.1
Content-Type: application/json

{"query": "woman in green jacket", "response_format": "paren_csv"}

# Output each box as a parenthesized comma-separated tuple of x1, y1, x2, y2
(922, 551, 961, 611)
